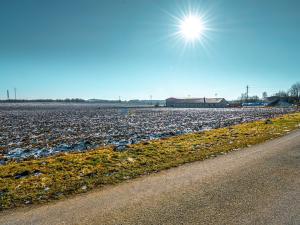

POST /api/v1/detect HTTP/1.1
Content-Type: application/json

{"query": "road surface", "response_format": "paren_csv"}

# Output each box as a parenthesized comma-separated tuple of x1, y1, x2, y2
(1, 130, 300, 225)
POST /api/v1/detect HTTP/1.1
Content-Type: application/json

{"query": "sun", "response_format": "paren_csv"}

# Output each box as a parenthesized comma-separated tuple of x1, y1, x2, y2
(162, 3, 215, 51)
(179, 15, 204, 41)
(165, 5, 214, 50)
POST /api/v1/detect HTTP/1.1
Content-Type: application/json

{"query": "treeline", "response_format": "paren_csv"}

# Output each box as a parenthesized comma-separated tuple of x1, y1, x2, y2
(0, 98, 86, 103)
(273, 82, 300, 98)
(238, 82, 300, 104)
(0, 98, 166, 105)
(270, 82, 300, 104)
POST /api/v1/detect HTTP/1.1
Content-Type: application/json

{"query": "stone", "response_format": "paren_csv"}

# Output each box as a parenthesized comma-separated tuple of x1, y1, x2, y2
(44, 187, 50, 192)
(113, 145, 128, 152)
(127, 157, 135, 163)
(15, 170, 30, 179)
(81, 185, 87, 191)
(265, 119, 273, 124)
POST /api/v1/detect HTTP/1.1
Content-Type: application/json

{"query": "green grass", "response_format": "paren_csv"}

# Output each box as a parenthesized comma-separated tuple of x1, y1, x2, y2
(1, 112, 300, 210)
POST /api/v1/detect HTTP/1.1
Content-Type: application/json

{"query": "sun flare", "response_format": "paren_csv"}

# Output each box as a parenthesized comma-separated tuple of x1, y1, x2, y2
(166, 5, 213, 50)
(179, 15, 204, 41)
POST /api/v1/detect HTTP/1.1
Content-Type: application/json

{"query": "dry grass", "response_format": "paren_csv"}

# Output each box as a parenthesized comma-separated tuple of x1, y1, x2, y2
(1, 112, 300, 210)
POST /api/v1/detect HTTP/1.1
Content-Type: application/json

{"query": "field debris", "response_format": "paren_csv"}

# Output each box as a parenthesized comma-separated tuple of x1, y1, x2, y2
(0, 103, 297, 164)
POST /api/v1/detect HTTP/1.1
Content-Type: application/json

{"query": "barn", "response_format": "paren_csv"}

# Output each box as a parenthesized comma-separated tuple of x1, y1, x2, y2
(166, 97, 228, 108)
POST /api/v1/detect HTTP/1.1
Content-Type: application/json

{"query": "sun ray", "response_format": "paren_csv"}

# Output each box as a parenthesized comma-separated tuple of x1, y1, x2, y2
(159, 2, 216, 53)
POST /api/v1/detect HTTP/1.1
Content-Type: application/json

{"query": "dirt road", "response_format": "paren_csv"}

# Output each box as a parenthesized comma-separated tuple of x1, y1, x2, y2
(1, 130, 300, 225)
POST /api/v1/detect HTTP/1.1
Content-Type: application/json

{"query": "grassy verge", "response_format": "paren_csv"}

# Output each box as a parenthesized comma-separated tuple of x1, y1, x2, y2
(1, 112, 300, 210)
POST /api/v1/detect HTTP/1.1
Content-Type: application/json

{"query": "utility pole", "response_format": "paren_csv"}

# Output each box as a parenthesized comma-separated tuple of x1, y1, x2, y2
(14, 88, 17, 100)
(7, 90, 9, 100)
(150, 95, 152, 105)
(246, 85, 249, 103)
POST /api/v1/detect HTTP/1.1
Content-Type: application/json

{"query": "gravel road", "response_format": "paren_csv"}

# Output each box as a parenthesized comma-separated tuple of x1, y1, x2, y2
(1, 130, 300, 225)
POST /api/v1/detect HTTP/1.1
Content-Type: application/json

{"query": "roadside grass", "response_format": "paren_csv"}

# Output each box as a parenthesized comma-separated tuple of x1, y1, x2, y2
(1, 112, 300, 210)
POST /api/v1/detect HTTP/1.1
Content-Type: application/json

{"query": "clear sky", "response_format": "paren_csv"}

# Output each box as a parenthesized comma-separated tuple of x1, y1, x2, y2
(0, 0, 299, 100)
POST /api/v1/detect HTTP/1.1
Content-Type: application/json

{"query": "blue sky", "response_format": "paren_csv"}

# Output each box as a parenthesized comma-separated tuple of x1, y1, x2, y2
(0, 0, 299, 100)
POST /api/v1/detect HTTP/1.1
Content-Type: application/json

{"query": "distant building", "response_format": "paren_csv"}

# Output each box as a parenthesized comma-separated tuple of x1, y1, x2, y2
(166, 97, 228, 108)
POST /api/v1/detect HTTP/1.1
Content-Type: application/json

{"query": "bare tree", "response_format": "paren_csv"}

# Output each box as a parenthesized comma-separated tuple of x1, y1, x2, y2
(262, 92, 268, 100)
(290, 82, 300, 102)
(239, 93, 247, 103)
(275, 91, 288, 97)
(248, 95, 259, 102)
